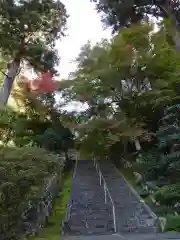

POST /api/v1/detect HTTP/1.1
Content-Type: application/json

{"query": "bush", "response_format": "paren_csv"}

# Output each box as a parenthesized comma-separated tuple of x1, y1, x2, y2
(153, 206, 174, 217)
(165, 215, 180, 232)
(0, 146, 64, 239)
(155, 177, 170, 187)
(154, 185, 180, 206)
(137, 150, 163, 181)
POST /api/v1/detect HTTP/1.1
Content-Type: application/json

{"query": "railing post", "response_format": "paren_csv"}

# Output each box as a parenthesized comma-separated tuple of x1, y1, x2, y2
(104, 183, 107, 204)
(99, 171, 102, 185)
(112, 206, 116, 232)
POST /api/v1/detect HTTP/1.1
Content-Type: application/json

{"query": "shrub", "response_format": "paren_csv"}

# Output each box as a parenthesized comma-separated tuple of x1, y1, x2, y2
(153, 206, 174, 217)
(0, 146, 64, 239)
(154, 185, 180, 206)
(165, 215, 180, 232)
(137, 150, 163, 181)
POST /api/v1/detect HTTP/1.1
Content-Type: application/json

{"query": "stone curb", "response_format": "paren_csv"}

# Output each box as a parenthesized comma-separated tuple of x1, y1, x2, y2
(155, 233, 180, 239)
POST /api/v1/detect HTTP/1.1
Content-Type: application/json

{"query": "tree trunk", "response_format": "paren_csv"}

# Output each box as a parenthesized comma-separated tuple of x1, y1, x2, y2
(0, 59, 20, 106)
(159, 1, 180, 51)
(174, 32, 180, 51)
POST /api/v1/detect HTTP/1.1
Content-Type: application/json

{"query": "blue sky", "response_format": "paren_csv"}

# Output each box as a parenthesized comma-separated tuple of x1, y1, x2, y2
(56, 0, 112, 79)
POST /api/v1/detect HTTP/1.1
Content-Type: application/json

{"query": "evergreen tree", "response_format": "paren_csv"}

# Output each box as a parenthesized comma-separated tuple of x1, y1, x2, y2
(156, 104, 180, 182)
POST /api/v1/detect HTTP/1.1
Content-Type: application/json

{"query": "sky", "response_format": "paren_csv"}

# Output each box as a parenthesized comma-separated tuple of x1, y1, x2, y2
(56, 0, 112, 79)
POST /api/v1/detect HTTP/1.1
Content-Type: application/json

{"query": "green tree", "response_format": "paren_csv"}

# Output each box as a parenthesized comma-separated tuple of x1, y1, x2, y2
(68, 23, 180, 159)
(0, 0, 67, 105)
(156, 104, 180, 182)
(0, 74, 75, 155)
(92, 0, 180, 50)
(92, 0, 180, 31)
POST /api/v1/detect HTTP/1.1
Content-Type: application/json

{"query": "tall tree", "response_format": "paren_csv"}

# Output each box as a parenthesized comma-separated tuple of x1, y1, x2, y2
(68, 23, 180, 158)
(92, 0, 180, 30)
(92, 0, 180, 49)
(0, 0, 67, 105)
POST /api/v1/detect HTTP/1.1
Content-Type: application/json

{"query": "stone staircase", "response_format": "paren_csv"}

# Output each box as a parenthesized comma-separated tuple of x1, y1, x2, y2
(62, 160, 162, 240)
(63, 161, 114, 236)
(98, 161, 159, 234)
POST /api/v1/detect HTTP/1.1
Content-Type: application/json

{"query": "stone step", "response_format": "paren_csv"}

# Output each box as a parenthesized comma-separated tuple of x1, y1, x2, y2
(69, 222, 113, 228)
(70, 219, 113, 226)
(68, 224, 114, 235)
(70, 218, 113, 225)
(71, 202, 107, 206)
(72, 185, 101, 189)
(71, 187, 104, 191)
(68, 228, 113, 236)
(121, 226, 158, 234)
(71, 198, 107, 204)
(71, 207, 112, 213)
(71, 190, 105, 194)
(70, 211, 112, 217)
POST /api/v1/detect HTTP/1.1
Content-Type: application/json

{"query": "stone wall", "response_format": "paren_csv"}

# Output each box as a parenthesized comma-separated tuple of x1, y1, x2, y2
(21, 174, 61, 237)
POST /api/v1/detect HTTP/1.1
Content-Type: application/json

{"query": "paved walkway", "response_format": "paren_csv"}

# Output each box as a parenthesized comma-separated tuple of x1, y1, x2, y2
(124, 233, 180, 240)
(64, 233, 180, 240)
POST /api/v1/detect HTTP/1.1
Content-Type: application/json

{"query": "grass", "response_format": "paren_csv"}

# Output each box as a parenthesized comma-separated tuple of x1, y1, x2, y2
(167, 231, 179, 234)
(144, 195, 153, 205)
(27, 172, 72, 240)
